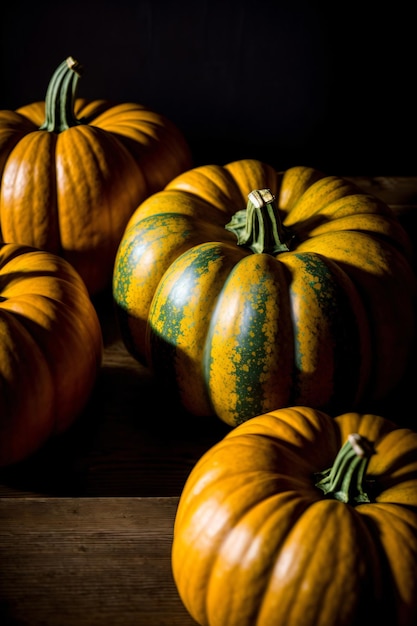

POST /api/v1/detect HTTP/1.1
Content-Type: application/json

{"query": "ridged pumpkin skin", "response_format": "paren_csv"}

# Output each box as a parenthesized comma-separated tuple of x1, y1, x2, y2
(172, 406, 417, 626)
(0, 57, 192, 295)
(0, 242, 103, 467)
(113, 159, 416, 426)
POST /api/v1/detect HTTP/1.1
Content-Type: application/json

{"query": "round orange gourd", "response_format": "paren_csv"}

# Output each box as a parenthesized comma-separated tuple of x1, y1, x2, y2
(0, 242, 103, 466)
(113, 159, 416, 426)
(172, 406, 417, 626)
(0, 56, 192, 295)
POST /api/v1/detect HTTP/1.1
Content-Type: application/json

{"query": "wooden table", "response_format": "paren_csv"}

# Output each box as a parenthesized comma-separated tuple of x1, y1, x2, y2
(1, 175, 417, 626)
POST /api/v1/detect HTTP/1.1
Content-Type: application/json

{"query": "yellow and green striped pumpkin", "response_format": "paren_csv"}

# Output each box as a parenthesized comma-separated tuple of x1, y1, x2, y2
(112, 159, 416, 426)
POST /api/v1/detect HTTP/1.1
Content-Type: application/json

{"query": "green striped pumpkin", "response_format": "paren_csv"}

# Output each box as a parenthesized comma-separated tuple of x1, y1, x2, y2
(112, 159, 416, 426)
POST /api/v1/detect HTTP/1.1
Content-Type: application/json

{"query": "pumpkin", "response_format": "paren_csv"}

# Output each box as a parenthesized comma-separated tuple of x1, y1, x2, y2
(113, 159, 416, 426)
(0, 56, 192, 295)
(0, 242, 103, 467)
(172, 405, 417, 626)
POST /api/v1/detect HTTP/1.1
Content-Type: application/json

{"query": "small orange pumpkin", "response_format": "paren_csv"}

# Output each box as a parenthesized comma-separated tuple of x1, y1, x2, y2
(0, 242, 103, 466)
(0, 56, 192, 295)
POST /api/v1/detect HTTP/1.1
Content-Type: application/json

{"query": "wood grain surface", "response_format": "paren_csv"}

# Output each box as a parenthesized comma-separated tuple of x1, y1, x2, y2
(1, 175, 417, 625)
(0, 497, 198, 626)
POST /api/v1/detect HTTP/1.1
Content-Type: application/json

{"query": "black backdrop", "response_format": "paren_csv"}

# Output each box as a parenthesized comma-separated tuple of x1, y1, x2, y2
(1, 0, 415, 175)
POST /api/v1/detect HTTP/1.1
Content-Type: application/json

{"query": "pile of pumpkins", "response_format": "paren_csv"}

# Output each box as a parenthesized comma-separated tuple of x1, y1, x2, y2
(1, 56, 417, 626)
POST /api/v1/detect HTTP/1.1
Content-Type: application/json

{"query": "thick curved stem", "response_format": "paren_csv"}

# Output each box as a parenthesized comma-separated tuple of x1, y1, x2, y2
(40, 57, 84, 132)
(314, 433, 375, 505)
(225, 188, 294, 255)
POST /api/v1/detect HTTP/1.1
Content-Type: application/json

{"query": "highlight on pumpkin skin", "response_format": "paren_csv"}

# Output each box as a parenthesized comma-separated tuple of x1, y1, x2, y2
(171, 406, 417, 626)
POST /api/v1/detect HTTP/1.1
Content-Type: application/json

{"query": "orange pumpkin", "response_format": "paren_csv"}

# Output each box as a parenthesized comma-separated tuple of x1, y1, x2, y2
(0, 56, 192, 295)
(0, 242, 103, 466)
(172, 406, 417, 626)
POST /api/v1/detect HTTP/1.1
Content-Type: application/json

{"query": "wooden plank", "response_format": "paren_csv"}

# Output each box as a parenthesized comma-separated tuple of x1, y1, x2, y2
(0, 497, 197, 626)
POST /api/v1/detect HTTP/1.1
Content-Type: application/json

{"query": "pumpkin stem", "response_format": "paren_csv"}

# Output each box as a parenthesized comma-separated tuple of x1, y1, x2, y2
(225, 188, 294, 255)
(314, 433, 375, 505)
(39, 56, 84, 132)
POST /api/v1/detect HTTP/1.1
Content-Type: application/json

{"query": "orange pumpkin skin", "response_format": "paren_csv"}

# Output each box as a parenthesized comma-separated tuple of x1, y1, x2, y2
(0, 242, 103, 467)
(0, 57, 192, 295)
(172, 406, 417, 626)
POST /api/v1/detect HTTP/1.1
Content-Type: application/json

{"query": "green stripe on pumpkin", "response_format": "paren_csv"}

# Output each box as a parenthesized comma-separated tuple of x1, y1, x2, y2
(149, 241, 245, 416)
(204, 253, 293, 426)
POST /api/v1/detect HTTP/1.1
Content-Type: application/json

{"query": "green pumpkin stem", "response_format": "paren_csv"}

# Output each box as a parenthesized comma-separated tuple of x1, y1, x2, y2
(40, 57, 84, 132)
(225, 188, 294, 255)
(314, 433, 375, 505)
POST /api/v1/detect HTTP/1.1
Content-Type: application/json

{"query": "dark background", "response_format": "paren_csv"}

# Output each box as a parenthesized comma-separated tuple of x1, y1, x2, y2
(1, 0, 415, 176)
